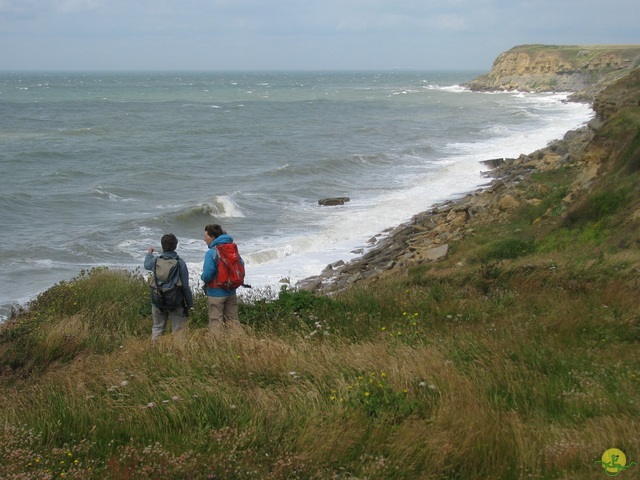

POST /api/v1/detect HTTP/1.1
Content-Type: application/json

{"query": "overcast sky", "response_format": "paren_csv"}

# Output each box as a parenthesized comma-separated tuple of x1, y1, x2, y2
(1, 0, 638, 72)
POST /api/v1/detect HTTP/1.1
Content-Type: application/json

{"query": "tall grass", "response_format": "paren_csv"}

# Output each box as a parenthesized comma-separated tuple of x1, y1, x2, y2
(1, 258, 638, 479)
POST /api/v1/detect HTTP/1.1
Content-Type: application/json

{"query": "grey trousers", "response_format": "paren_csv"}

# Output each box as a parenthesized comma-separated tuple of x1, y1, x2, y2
(207, 295, 242, 333)
(151, 305, 186, 341)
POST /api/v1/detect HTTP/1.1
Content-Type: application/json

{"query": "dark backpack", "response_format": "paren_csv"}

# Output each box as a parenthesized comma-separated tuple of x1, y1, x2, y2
(149, 256, 184, 311)
(207, 243, 246, 290)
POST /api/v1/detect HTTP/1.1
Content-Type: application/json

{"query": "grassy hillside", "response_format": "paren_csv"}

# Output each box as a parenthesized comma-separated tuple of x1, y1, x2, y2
(1, 71, 639, 479)
(508, 44, 640, 66)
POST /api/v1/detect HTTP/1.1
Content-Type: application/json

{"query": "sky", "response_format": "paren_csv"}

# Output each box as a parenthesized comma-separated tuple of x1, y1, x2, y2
(0, 0, 638, 72)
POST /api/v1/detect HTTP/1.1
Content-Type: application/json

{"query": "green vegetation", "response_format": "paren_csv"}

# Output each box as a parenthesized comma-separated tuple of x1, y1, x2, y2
(510, 44, 640, 68)
(3, 250, 639, 479)
(2, 71, 640, 479)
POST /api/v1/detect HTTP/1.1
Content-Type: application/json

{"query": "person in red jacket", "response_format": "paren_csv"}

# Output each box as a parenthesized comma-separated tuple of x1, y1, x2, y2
(200, 224, 244, 333)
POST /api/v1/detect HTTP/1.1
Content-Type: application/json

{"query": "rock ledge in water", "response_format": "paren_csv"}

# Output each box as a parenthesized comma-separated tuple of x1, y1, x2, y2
(318, 197, 350, 206)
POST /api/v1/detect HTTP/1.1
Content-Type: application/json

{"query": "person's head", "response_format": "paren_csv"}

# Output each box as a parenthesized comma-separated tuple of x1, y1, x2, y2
(161, 233, 178, 252)
(204, 224, 225, 246)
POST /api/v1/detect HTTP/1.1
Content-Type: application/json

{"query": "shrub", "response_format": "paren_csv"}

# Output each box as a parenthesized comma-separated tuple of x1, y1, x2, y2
(240, 286, 334, 334)
(564, 188, 629, 227)
(483, 238, 536, 261)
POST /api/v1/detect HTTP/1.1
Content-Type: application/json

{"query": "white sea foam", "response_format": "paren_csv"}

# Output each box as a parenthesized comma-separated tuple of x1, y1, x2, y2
(93, 187, 131, 202)
(203, 196, 245, 218)
(429, 84, 470, 93)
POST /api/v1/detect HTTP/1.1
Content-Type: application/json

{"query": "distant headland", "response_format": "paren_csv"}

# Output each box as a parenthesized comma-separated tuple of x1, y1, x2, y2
(465, 44, 640, 101)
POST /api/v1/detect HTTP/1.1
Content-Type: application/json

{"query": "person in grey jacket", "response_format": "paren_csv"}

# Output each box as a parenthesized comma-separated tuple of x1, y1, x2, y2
(144, 233, 194, 341)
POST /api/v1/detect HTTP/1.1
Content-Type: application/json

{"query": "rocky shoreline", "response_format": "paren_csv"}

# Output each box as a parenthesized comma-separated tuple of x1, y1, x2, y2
(297, 122, 595, 293)
(296, 45, 640, 294)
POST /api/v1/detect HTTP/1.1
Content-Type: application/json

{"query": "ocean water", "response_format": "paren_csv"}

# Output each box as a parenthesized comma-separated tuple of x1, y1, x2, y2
(0, 71, 594, 320)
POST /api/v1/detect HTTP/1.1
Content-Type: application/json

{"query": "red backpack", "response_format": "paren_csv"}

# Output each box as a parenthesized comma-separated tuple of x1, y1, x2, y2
(207, 242, 246, 290)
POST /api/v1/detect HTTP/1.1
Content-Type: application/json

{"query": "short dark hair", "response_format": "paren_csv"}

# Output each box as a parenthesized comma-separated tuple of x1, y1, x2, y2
(204, 224, 225, 239)
(161, 233, 178, 252)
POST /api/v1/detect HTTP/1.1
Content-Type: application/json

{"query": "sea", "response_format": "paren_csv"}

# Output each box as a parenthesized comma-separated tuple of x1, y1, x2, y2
(0, 70, 594, 321)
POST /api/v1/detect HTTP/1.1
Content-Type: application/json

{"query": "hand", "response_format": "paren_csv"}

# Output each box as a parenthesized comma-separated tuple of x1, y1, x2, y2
(148, 247, 154, 254)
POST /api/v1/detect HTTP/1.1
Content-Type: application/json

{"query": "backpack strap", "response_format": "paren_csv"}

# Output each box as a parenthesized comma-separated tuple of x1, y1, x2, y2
(153, 257, 160, 289)
(206, 246, 223, 289)
(152, 257, 165, 308)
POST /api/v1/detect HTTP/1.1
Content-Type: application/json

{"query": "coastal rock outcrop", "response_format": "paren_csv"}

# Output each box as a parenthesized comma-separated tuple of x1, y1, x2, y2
(466, 44, 640, 101)
(318, 197, 350, 206)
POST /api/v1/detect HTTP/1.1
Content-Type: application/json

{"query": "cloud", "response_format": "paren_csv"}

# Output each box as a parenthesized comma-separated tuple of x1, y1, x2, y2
(428, 14, 467, 30)
(0, 0, 100, 20)
(55, 0, 100, 13)
(0, 0, 44, 18)
(331, 11, 468, 33)
(0, 0, 637, 71)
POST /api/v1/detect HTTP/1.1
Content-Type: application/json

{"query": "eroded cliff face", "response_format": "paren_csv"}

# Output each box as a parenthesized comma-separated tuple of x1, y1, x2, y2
(592, 67, 640, 121)
(467, 44, 640, 100)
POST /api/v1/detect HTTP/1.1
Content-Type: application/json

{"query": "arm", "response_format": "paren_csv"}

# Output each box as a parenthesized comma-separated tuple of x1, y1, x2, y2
(144, 248, 156, 271)
(200, 248, 218, 284)
(179, 260, 194, 308)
